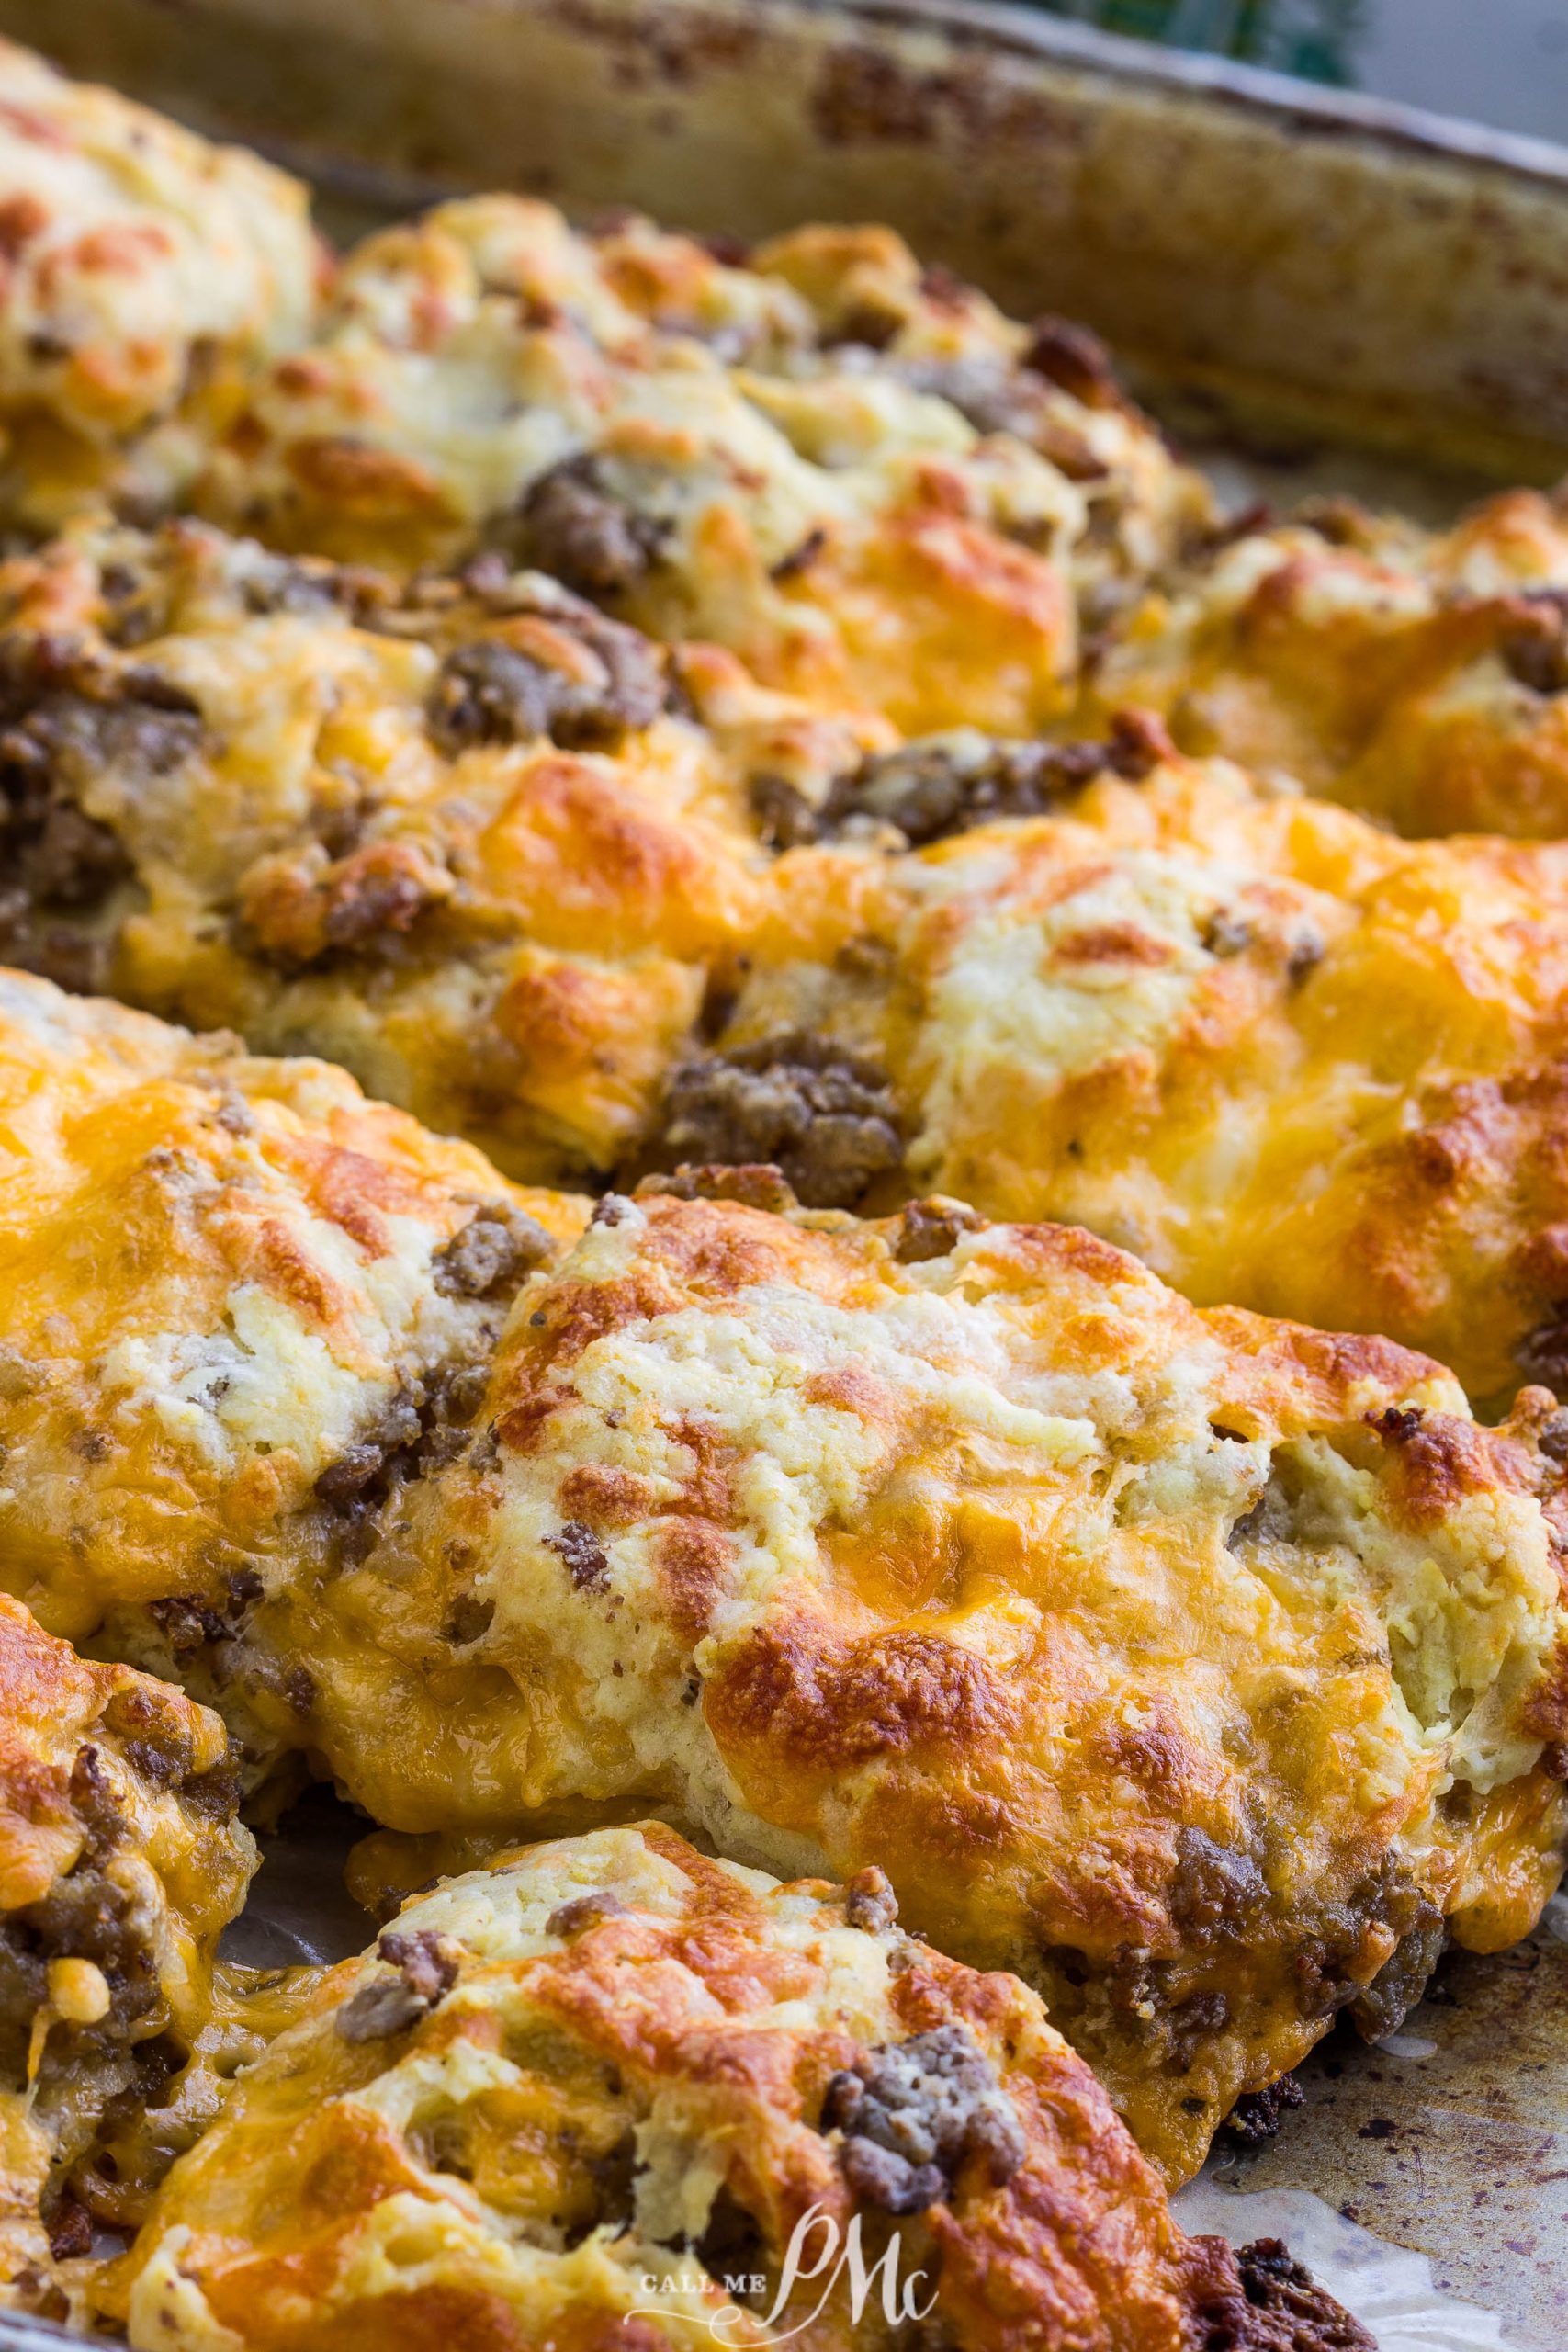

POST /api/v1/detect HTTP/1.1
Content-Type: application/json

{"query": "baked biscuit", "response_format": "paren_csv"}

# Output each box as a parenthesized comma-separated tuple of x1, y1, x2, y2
(195, 199, 1207, 732)
(0, 40, 321, 533)
(0, 515, 878, 1181)
(668, 740, 1568, 1405)
(0, 1593, 255, 2324)
(265, 1185, 1568, 2182)
(1097, 489, 1568, 837)
(0, 967, 586, 1768)
(114, 1821, 1370, 2350)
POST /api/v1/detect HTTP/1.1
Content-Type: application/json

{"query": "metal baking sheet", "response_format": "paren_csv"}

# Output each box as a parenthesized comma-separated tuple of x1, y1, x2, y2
(3, 1, 1567, 2341)
(15, 0, 1568, 482)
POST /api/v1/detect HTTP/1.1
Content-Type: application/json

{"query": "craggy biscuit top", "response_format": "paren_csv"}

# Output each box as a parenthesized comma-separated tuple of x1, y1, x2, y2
(194, 199, 1207, 733)
(0, 969, 587, 1770)
(287, 1185, 1568, 2181)
(0, 40, 321, 530)
(0, 515, 881, 1180)
(1097, 487, 1568, 838)
(672, 743, 1568, 1404)
(116, 1822, 1370, 2351)
(0, 1593, 255, 2324)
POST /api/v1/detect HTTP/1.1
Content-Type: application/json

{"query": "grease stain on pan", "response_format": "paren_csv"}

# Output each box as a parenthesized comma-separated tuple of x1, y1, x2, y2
(544, 0, 760, 87)
(1207, 1928, 1568, 2352)
(808, 40, 1086, 153)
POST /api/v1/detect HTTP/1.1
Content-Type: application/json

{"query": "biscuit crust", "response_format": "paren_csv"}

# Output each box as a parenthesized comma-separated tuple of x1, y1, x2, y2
(0, 516, 878, 1182)
(274, 1186, 1568, 2182)
(1098, 490, 1568, 838)
(0, 1593, 255, 2324)
(0, 40, 320, 531)
(0, 968, 587, 1772)
(194, 201, 1207, 733)
(682, 744, 1568, 1404)
(116, 1822, 1369, 2351)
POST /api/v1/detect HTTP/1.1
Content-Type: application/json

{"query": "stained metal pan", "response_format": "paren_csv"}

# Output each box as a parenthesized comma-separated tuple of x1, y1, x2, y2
(2, 2, 1567, 2345)
(13, 0, 1568, 485)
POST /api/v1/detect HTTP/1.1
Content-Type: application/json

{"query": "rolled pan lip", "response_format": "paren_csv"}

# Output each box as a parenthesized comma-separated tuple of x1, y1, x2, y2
(811, 0, 1568, 186)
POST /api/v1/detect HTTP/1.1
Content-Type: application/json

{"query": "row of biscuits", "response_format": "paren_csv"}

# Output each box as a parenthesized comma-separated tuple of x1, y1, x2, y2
(0, 29, 1564, 2345)
(11, 515, 1568, 1404)
(1, 967, 1562, 2340)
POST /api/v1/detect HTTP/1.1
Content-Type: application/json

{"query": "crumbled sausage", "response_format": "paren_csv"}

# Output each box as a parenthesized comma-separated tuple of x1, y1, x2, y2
(1348, 1904, 1445, 2041)
(657, 1032, 902, 1211)
(433, 1206, 554, 1299)
(1202, 910, 1253, 959)
(1167, 1988, 1230, 2071)
(335, 1928, 459, 2042)
(1517, 1307, 1568, 1398)
(749, 770, 826, 850)
(333, 1975, 426, 2043)
(68, 1747, 125, 1865)
(1222, 2073, 1304, 2149)
(895, 1199, 986, 1265)
(636, 1163, 800, 1216)
(807, 711, 1172, 850)
(0, 1929, 48, 2088)
(236, 837, 452, 970)
(771, 526, 829, 582)
(843, 1866, 898, 1934)
(544, 1521, 610, 1593)
(378, 1928, 460, 2004)
(0, 1863, 163, 2088)
(897, 356, 1110, 482)
(0, 637, 199, 987)
(1235, 2239, 1376, 2350)
(1168, 1828, 1269, 1933)
(322, 844, 445, 952)
(822, 2024, 1026, 2214)
(1535, 1408, 1568, 1464)
(545, 1893, 630, 1938)
(312, 1363, 499, 1555)
(1499, 593, 1568, 695)
(513, 457, 668, 598)
(45, 2195, 93, 2262)
(1021, 316, 1124, 411)
(426, 605, 666, 754)
(315, 1394, 424, 1511)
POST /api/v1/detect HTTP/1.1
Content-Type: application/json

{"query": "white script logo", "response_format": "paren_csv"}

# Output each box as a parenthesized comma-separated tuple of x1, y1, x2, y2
(634, 2200, 936, 2341)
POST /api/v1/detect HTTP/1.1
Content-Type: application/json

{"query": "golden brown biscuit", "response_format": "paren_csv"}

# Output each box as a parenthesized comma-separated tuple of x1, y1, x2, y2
(0, 1593, 255, 2324)
(6, 981, 1564, 2179)
(0, 40, 321, 533)
(264, 1185, 1568, 2183)
(0, 514, 879, 1182)
(195, 200, 1207, 733)
(1097, 490, 1568, 838)
(666, 740, 1568, 1405)
(0, 967, 587, 1769)
(114, 1822, 1370, 2350)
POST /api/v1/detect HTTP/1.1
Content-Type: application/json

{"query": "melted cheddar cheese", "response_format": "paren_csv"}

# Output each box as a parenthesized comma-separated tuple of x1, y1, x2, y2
(689, 747, 1568, 1405)
(0, 969, 587, 1764)
(192, 202, 1207, 733)
(0, 40, 321, 531)
(114, 1823, 1367, 2351)
(0, 515, 877, 1182)
(271, 1186, 1568, 2182)
(1098, 490, 1568, 838)
(0, 1595, 255, 2325)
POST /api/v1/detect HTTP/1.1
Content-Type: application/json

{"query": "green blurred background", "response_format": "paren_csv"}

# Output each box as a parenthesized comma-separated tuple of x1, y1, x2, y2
(1031, 0, 1568, 139)
(1039, 0, 1361, 83)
